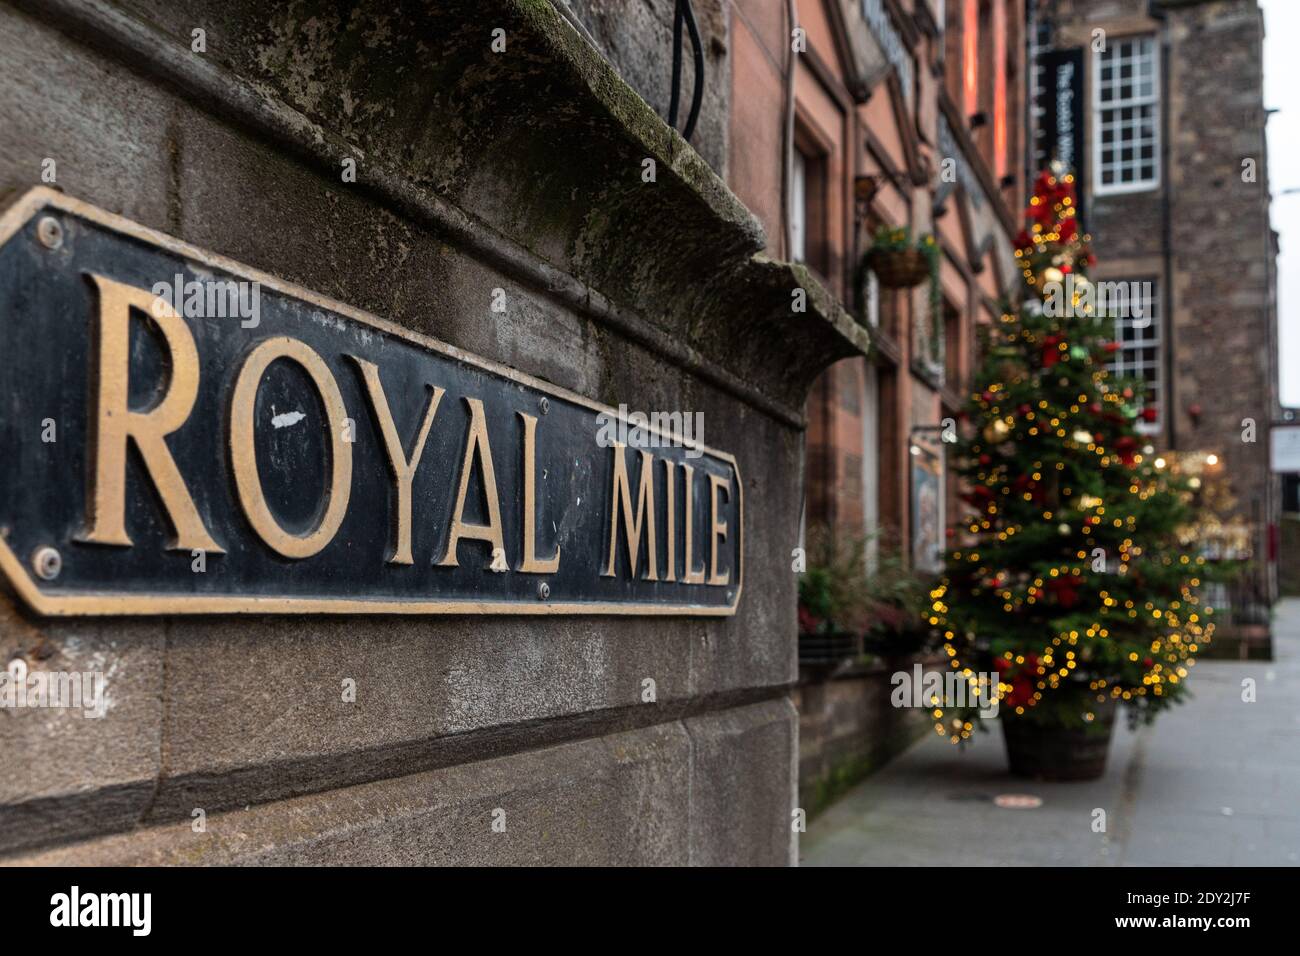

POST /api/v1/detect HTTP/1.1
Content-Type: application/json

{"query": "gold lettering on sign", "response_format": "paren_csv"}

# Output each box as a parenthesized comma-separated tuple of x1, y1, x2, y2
(438, 397, 505, 568)
(518, 412, 560, 574)
(230, 337, 353, 559)
(663, 459, 677, 583)
(602, 443, 657, 581)
(681, 462, 706, 584)
(350, 357, 444, 565)
(707, 473, 731, 586)
(82, 273, 223, 553)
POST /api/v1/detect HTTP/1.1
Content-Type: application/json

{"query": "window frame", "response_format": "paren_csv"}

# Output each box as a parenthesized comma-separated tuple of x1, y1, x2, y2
(790, 150, 807, 264)
(791, 121, 831, 279)
(1105, 277, 1162, 434)
(1091, 33, 1161, 196)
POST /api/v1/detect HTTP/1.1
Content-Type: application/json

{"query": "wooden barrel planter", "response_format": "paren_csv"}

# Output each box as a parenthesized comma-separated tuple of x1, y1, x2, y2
(1000, 699, 1118, 781)
(864, 248, 930, 289)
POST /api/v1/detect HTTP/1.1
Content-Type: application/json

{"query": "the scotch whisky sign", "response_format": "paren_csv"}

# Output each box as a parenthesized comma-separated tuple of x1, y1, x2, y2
(0, 189, 742, 616)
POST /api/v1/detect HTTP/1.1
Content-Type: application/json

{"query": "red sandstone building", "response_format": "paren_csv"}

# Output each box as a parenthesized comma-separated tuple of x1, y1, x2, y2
(728, 0, 1024, 574)
(724, 0, 1027, 801)
(557, 0, 1274, 804)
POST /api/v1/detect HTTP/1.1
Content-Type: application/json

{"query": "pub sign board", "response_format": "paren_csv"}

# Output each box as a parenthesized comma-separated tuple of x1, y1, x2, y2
(0, 189, 742, 616)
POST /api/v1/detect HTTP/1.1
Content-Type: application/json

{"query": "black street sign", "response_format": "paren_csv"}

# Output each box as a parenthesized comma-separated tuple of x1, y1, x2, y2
(0, 189, 742, 616)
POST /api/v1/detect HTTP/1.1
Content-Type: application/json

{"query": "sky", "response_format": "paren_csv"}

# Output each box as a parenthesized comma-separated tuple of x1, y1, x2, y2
(1261, 0, 1300, 406)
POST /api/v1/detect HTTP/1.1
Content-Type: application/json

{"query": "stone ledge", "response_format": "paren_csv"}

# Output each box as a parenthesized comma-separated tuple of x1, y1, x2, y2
(23, 0, 867, 422)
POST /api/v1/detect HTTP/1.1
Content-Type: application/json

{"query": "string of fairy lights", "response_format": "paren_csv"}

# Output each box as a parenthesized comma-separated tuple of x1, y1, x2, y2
(927, 164, 1213, 743)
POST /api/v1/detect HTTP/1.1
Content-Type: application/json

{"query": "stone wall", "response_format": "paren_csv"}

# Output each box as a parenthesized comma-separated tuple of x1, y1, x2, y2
(794, 663, 933, 817)
(565, 0, 731, 176)
(0, 0, 868, 865)
(1162, 1, 1276, 532)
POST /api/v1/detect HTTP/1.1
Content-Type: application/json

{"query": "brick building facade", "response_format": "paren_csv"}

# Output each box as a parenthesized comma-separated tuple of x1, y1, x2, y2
(1032, 0, 1279, 642)
(724, 0, 1026, 803)
(726, 0, 1024, 568)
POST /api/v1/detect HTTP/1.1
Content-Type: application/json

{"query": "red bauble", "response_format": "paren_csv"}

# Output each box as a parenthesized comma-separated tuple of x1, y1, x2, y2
(1103, 341, 1122, 353)
(1046, 576, 1079, 609)
(979, 454, 992, 466)
(1141, 407, 1158, 422)
(1007, 677, 1033, 709)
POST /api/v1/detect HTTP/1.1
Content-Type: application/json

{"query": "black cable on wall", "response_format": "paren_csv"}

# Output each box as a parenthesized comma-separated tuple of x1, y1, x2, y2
(668, 0, 705, 142)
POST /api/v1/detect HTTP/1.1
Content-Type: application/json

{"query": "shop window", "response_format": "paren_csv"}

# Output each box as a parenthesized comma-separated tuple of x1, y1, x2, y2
(1094, 35, 1159, 194)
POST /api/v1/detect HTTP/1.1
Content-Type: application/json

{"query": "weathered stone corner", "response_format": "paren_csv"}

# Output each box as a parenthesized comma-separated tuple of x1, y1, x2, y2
(25, 0, 863, 420)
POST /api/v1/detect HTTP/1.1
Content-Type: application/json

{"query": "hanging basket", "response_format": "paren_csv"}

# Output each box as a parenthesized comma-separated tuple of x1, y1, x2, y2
(864, 247, 930, 289)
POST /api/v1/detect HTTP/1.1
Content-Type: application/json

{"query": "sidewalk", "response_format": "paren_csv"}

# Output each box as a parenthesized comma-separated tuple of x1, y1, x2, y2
(801, 599, 1300, 866)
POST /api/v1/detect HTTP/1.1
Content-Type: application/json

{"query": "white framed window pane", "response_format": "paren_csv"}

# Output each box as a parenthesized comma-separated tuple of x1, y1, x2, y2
(866, 269, 880, 328)
(1093, 35, 1159, 194)
(790, 151, 806, 263)
(1106, 279, 1161, 432)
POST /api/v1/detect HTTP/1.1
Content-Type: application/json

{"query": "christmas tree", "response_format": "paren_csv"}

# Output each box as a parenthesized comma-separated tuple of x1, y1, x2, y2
(929, 164, 1214, 743)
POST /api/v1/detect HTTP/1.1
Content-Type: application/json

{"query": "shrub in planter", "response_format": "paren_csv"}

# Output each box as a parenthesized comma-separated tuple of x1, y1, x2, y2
(797, 526, 874, 669)
(797, 525, 871, 636)
(859, 546, 935, 662)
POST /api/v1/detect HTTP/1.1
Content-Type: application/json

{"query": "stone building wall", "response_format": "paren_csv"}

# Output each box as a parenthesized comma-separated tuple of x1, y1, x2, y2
(0, 0, 869, 865)
(1043, 0, 1278, 606)
(793, 664, 934, 816)
(1162, 0, 1276, 546)
(564, 0, 731, 176)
